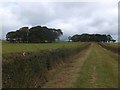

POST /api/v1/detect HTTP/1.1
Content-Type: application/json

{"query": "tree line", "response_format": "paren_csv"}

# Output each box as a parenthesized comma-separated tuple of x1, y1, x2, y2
(69, 34, 116, 42)
(6, 26, 63, 43)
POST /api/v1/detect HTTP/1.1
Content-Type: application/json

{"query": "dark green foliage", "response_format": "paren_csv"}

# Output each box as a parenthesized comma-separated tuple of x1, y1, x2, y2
(6, 26, 63, 43)
(6, 31, 16, 43)
(16, 27, 29, 43)
(2, 43, 90, 88)
(71, 34, 116, 42)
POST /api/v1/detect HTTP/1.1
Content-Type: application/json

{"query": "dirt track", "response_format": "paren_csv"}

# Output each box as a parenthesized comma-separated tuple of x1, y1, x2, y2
(42, 44, 92, 88)
(42, 43, 118, 88)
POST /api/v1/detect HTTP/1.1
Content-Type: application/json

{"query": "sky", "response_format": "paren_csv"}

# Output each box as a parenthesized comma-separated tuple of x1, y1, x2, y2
(0, 0, 119, 41)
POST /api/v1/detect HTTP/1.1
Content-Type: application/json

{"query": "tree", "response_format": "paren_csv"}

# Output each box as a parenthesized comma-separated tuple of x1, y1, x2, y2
(71, 34, 80, 42)
(15, 27, 29, 43)
(70, 34, 115, 42)
(6, 31, 16, 43)
(6, 25, 63, 43)
(29, 26, 44, 43)
(107, 35, 112, 42)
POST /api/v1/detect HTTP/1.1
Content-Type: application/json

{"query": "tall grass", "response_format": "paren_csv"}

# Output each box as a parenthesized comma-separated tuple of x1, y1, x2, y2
(98, 43, 119, 54)
(2, 42, 91, 88)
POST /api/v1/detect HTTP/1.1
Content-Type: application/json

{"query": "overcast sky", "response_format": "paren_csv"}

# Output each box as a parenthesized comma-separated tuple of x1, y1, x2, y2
(0, 1, 118, 41)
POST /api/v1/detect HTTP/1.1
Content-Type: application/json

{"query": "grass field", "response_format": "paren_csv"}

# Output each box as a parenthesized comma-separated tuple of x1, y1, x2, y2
(2, 41, 119, 88)
(2, 41, 87, 54)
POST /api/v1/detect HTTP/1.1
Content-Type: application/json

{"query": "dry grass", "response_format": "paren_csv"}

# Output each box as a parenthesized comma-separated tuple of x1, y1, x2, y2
(42, 45, 92, 88)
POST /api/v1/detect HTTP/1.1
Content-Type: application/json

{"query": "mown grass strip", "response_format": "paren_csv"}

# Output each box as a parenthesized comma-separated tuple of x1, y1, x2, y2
(74, 44, 96, 88)
(95, 44, 118, 88)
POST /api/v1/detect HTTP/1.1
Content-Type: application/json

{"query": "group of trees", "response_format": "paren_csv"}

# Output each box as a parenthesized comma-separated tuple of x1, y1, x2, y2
(6, 26, 116, 43)
(6, 26, 63, 43)
(69, 34, 116, 42)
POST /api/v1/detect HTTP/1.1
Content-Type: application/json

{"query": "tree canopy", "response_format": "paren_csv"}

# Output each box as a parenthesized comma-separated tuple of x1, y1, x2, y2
(6, 26, 63, 43)
(70, 34, 116, 42)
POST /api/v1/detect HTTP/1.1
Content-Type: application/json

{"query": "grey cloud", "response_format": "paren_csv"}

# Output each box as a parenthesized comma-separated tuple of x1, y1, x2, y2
(1, 2, 118, 41)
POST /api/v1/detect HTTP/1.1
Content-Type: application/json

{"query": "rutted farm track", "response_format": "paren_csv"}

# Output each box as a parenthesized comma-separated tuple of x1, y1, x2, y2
(42, 44, 92, 88)
(75, 43, 118, 88)
(43, 43, 118, 88)
(2, 43, 118, 88)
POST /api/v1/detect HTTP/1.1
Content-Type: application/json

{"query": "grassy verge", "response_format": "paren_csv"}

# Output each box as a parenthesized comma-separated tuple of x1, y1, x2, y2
(2, 43, 91, 88)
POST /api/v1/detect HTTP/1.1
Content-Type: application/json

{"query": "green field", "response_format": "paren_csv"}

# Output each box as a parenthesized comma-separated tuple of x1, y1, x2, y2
(2, 42, 119, 88)
(2, 41, 87, 54)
